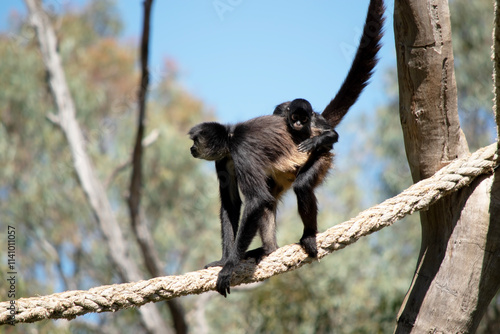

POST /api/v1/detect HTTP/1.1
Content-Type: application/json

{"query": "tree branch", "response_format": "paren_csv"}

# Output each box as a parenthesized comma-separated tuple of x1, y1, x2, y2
(105, 129, 160, 189)
(126, 2, 187, 332)
(127, 0, 160, 280)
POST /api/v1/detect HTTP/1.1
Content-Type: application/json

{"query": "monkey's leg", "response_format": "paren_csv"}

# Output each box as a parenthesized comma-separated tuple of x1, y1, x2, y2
(216, 164, 275, 296)
(215, 154, 278, 296)
(216, 196, 269, 297)
(205, 200, 240, 268)
(205, 159, 241, 269)
(244, 202, 278, 263)
(294, 185, 318, 258)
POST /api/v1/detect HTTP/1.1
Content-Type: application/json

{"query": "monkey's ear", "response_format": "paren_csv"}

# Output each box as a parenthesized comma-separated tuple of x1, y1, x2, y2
(188, 124, 202, 140)
(273, 101, 291, 116)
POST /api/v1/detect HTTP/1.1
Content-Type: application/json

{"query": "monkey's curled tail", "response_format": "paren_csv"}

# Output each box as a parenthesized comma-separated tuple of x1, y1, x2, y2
(322, 0, 385, 128)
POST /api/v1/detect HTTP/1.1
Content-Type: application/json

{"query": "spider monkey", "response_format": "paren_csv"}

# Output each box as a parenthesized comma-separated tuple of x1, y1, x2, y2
(190, 117, 312, 255)
(191, 99, 336, 269)
(189, 100, 337, 297)
(189, 0, 384, 297)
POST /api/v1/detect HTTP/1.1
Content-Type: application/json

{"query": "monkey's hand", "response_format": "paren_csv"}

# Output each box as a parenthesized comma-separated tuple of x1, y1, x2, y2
(298, 138, 318, 153)
(300, 230, 318, 258)
(216, 263, 235, 297)
(299, 131, 338, 153)
(204, 259, 225, 269)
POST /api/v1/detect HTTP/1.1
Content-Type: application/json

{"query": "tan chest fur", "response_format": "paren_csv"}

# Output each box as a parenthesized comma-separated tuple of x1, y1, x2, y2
(267, 148, 310, 196)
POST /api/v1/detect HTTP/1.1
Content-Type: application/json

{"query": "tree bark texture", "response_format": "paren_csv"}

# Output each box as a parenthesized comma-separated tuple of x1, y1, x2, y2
(394, 0, 500, 332)
(24, 1, 170, 333)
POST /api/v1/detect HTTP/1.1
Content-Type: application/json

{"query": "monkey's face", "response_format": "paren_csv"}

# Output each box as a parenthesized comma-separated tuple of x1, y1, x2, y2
(188, 130, 212, 160)
(276, 99, 313, 133)
(189, 136, 203, 159)
(290, 110, 310, 131)
(188, 122, 229, 161)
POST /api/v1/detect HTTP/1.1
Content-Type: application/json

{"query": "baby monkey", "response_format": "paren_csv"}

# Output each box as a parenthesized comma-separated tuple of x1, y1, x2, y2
(274, 98, 339, 153)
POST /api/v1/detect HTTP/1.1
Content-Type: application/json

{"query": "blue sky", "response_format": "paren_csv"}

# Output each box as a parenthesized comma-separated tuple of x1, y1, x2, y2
(0, 0, 396, 127)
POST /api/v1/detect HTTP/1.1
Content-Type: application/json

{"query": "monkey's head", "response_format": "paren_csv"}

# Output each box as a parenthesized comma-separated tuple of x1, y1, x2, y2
(288, 98, 312, 131)
(188, 122, 230, 161)
(274, 98, 312, 134)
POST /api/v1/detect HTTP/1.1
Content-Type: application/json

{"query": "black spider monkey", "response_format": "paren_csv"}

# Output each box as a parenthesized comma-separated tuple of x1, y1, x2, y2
(189, 0, 384, 297)
(190, 99, 336, 271)
(189, 115, 317, 270)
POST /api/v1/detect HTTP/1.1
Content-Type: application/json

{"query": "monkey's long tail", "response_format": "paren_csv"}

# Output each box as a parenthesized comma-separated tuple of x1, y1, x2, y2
(322, 0, 385, 128)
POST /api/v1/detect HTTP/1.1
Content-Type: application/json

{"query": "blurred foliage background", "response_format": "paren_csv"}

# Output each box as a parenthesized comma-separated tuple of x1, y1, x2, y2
(0, 0, 498, 333)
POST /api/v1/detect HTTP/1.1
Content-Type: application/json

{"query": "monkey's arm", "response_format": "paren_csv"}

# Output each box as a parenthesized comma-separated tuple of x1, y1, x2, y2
(298, 114, 339, 153)
(205, 158, 241, 268)
(297, 130, 338, 152)
(293, 154, 332, 257)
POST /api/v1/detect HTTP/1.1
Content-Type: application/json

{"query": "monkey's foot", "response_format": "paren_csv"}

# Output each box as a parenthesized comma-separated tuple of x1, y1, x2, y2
(300, 234, 318, 258)
(216, 263, 235, 297)
(244, 247, 267, 263)
(204, 259, 225, 269)
(244, 247, 277, 263)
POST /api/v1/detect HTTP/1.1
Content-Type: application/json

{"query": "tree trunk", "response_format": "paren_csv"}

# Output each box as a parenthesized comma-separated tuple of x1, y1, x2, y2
(394, 0, 500, 332)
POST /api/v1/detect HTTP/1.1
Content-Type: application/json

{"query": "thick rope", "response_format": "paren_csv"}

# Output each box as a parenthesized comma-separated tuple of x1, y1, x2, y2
(0, 143, 497, 325)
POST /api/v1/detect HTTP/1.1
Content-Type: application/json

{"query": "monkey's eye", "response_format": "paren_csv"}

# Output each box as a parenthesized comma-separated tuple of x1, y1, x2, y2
(292, 114, 308, 125)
